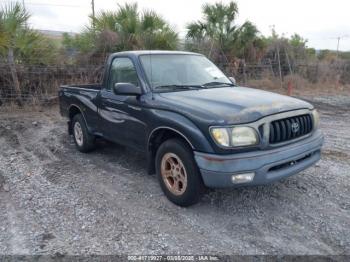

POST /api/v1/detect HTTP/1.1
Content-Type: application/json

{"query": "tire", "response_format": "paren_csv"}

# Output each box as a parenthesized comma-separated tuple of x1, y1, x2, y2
(71, 114, 95, 152)
(156, 138, 205, 207)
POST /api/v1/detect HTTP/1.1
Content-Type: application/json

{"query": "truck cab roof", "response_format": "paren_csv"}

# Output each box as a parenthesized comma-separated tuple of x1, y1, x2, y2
(110, 50, 202, 58)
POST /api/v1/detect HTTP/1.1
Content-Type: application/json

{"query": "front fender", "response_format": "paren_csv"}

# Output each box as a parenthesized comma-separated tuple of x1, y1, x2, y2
(147, 109, 214, 153)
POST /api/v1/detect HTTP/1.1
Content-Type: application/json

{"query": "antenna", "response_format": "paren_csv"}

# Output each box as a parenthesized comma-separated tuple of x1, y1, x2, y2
(149, 51, 154, 99)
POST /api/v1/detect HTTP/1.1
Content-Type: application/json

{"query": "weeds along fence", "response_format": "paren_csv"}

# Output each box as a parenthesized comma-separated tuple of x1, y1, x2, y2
(220, 60, 350, 86)
(0, 59, 349, 108)
(0, 63, 104, 107)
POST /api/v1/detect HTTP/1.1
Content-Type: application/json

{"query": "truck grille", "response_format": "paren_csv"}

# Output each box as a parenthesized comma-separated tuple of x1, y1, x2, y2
(269, 114, 313, 144)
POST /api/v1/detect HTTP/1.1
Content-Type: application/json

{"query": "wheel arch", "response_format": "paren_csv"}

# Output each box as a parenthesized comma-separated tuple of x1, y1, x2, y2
(147, 127, 198, 175)
(68, 104, 89, 134)
(148, 127, 194, 151)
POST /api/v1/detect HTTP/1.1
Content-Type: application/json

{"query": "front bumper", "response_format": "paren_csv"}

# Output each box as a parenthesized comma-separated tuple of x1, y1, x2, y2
(194, 130, 324, 188)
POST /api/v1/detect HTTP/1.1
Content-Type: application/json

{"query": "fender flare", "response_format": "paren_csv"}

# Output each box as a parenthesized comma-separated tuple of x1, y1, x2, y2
(148, 126, 195, 149)
(146, 109, 214, 153)
(68, 104, 90, 132)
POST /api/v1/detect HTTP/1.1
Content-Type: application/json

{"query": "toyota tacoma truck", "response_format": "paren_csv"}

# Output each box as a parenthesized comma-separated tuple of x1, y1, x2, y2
(59, 51, 324, 206)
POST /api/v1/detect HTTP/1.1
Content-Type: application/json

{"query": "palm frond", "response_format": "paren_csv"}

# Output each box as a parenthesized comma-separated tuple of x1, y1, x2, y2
(1, 2, 29, 35)
(141, 10, 165, 32)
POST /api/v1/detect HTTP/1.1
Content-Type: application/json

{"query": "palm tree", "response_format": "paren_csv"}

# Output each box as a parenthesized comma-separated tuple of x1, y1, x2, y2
(186, 1, 263, 62)
(0, 3, 59, 100)
(186, 2, 239, 56)
(0, 3, 29, 99)
(70, 3, 179, 55)
(139, 10, 178, 50)
(114, 3, 141, 50)
(234, 21, 266, 62)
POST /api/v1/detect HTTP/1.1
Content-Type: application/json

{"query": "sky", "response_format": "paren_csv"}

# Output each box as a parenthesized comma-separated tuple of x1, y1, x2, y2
(2, 0, 350, 51)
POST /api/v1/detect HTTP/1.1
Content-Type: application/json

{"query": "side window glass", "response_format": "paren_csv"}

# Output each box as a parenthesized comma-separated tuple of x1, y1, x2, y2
(109, 58, 139, 90)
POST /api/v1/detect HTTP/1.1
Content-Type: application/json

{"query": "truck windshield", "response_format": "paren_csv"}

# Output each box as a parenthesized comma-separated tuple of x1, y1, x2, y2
(139, 54, 232, 90)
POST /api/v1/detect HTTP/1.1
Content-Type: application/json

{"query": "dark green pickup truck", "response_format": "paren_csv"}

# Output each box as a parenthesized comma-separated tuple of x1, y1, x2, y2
(59, 51, 324, 206)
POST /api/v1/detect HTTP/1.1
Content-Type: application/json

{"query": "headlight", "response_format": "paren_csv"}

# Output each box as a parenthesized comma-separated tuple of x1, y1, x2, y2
(231, 127, 258, 146)
(210, 126, 258, 147)
(211, 128, 230, 147)
(312, 109, 319, 129)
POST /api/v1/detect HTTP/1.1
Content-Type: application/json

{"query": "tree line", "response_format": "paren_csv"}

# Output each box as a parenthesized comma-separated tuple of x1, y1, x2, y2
(0, 1, 349, 104)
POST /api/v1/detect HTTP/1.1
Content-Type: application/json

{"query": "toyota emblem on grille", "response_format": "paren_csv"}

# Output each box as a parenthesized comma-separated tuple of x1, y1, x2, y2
(291, 122, 299, 133)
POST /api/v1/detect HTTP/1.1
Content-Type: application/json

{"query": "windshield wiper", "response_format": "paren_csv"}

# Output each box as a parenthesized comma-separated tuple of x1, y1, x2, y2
(154, 84, 204, 90)
(154, 82, 234, 91)
(202, 81, 235, 87)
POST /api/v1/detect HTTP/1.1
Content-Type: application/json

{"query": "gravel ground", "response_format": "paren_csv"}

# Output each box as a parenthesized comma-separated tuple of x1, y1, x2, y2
(0, 94, 349, 256)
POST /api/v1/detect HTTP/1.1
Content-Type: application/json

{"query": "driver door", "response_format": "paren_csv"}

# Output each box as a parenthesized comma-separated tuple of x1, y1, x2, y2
(99, 57, 147, 150)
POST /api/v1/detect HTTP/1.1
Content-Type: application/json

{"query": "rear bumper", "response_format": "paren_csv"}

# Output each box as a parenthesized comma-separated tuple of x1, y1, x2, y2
(194, 130, 324, 188)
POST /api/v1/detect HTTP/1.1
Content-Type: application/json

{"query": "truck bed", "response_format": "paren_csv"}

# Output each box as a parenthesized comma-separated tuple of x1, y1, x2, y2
(59, 84, 102, 119)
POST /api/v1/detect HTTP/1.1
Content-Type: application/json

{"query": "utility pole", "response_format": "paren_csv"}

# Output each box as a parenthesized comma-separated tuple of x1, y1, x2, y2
(333, 35, 349, 58)
(91, 0, 95, 28)
(336, 36, 341, 58)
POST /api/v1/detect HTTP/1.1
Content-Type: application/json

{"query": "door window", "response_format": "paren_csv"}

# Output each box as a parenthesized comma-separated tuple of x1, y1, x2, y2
(109, 58, 140, 90)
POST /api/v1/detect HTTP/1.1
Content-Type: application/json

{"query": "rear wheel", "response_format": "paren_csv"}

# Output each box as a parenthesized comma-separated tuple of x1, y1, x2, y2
(156, 138, 205, 206)
(72, 114, 95, 152)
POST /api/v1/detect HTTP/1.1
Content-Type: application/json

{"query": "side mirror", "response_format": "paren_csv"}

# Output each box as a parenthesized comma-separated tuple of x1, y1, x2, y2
(113, 83, 141, 96)
(229, 77, 236, 85)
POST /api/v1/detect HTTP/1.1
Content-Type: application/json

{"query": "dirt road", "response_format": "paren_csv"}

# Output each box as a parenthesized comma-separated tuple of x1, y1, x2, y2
(0, 95, 349, 255)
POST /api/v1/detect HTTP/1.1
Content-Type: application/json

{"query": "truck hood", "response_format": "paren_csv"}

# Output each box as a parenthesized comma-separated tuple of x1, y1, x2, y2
(156, 86, 313, 125)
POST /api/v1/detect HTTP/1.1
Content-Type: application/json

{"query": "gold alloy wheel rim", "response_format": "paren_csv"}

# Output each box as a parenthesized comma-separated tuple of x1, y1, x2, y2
(161, 153, 188, 196)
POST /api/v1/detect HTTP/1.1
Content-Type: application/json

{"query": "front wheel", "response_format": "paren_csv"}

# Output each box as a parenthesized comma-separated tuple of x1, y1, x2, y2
(156, 138, 205, 207)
